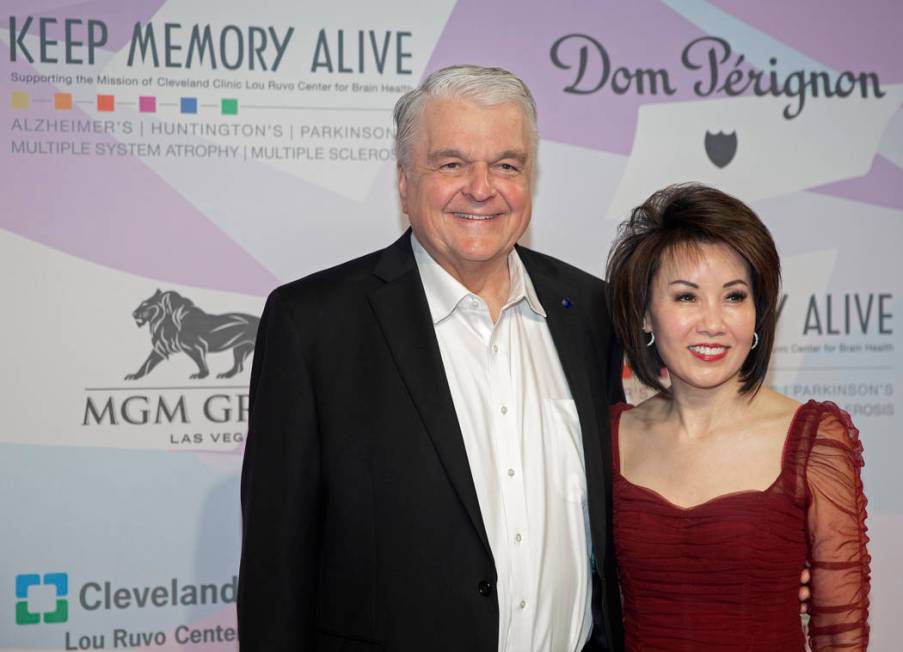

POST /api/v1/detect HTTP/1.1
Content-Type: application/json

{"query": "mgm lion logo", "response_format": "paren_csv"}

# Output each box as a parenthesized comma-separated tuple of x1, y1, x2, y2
(125, 289, 260, 380)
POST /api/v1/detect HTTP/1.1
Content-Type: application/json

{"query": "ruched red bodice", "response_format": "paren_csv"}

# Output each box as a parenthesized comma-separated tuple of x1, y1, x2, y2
(611, 400, 869, 652)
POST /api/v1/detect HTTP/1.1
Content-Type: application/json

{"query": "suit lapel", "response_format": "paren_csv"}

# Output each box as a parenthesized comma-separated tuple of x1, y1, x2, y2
(367, 232, 492, 558)
(521, 252, 610, 570)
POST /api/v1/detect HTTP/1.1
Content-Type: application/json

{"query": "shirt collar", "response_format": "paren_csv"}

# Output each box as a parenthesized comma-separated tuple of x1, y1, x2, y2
(411, 233, 547, 325)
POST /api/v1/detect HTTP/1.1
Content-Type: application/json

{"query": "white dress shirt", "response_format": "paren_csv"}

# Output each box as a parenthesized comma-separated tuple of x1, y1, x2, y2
(412, 235, 592, 652)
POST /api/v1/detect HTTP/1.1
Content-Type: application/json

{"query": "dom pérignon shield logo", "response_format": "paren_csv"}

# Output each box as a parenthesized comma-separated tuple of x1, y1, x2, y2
(704, 130, 738, 168)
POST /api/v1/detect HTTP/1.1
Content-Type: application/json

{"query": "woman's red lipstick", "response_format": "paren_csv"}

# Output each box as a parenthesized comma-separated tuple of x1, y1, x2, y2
(688, 344, 729, 362)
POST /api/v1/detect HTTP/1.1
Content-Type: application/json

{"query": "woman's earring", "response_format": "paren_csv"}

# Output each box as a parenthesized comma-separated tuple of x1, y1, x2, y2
(751, 332, 759, 350)
(645, 331, 655, 347)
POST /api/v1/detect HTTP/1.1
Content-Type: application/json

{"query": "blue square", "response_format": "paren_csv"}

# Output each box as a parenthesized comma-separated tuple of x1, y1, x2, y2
(180, 97, 197, 114)
(44, 573, 68, 596)
(16, 574, 40, 599)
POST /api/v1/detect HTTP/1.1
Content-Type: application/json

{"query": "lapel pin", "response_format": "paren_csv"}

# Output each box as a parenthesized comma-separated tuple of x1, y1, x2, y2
(561, 297, 573, 309)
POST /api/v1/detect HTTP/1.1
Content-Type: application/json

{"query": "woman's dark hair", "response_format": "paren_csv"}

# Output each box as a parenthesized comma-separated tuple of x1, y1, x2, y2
(606, 183, 781, 395)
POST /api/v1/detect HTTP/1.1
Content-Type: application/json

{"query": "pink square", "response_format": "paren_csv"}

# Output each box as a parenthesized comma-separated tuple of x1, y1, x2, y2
(139, 96, 156, 113)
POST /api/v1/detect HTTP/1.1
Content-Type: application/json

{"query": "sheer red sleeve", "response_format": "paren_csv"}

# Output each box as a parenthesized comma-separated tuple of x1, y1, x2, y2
(805, 403, 870, 651)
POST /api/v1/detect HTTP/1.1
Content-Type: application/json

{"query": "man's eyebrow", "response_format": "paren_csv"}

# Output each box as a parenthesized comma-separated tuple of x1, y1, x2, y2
(497, 149, 528, 164)
(426, 149, 529, 164)
(428, 148, 466, 163)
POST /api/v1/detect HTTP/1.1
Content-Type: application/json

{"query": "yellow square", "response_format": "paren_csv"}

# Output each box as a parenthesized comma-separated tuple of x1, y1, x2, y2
(11, 91, 29, 109)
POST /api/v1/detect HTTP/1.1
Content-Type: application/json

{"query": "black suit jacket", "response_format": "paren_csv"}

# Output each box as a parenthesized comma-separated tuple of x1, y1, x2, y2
(238, 231, 625, 652)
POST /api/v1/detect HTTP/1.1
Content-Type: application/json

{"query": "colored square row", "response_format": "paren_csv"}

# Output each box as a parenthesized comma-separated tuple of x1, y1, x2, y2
(10, 92, 238, 115)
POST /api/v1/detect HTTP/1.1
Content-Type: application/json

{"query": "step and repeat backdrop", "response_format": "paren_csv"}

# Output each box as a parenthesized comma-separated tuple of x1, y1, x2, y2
(2, 1, 900, 650)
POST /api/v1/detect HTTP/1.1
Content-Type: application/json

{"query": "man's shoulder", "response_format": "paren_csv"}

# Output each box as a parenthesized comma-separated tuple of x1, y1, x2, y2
(275, 247, 385, 304)
(271, 227, 414, 305)
(516, 245, 607, 291)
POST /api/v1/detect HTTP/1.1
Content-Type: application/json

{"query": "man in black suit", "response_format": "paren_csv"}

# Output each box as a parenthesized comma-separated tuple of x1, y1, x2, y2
(238, 65, 624, 651)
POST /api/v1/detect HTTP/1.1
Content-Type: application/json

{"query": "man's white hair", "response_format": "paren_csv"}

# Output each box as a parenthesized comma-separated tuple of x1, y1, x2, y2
(393, 65, 539, 171)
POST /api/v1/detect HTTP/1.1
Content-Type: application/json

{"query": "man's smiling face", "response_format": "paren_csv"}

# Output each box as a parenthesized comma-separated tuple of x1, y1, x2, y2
(398, 97, 533, 282)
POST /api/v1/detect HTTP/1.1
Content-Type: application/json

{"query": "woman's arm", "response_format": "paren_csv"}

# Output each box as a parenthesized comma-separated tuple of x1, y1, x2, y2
(805, 404, 870, 651)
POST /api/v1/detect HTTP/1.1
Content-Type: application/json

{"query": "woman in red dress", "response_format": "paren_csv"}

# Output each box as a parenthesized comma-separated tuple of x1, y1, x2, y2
(605, 184, 870, 651)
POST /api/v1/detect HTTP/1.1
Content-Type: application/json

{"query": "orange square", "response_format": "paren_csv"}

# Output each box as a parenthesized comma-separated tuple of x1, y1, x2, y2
(11, 91, 29, 109)
(97, 94, 114, 112)
(54, 93, 73, 110)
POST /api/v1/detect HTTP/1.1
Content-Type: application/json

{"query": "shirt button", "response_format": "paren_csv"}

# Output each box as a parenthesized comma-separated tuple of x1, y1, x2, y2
(478, 580, 493, 597)
(470, 298, 479, 308)
(515, 533, 522, 543)
(500, 405, 508, 415)
(519, 600, 527, 609)
(492, 344, 499, 353)
(507, 468, 515, 477)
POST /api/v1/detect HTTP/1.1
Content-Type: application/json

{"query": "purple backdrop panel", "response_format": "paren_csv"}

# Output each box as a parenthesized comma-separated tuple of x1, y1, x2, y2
(7, 0, 168, 51)
(711, 0, 903, 81)
(2, 56, 279, 296)
(427, 0, 711, 155)
(812, 155, 903, 212)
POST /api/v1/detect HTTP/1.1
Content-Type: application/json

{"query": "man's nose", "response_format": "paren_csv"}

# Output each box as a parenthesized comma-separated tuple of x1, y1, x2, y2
(463, 162, 496, 201)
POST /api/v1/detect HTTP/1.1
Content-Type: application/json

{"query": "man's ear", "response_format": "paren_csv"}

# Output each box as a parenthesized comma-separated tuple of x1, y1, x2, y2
(397, 163, 409, 215)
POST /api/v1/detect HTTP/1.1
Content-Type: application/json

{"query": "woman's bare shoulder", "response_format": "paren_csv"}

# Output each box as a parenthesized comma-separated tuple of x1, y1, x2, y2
(752, 388, 802, 432)
(620, 394, 668, 435)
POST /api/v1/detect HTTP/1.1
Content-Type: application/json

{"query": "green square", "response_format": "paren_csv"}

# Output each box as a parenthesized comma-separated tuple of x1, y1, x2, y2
(221, 98, 238, 115)
(44, 600, 68, 623)
(16, 601, 39, 625)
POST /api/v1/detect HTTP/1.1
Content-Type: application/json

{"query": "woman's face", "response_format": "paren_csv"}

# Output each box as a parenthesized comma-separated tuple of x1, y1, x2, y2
(645, 242, 757, 393)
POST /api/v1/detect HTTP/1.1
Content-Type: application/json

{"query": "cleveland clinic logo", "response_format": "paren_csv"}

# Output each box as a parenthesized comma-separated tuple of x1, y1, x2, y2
(125, 289, 259, 380)
(16, 573, 68, 625)
(15, 572, 236, 629)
